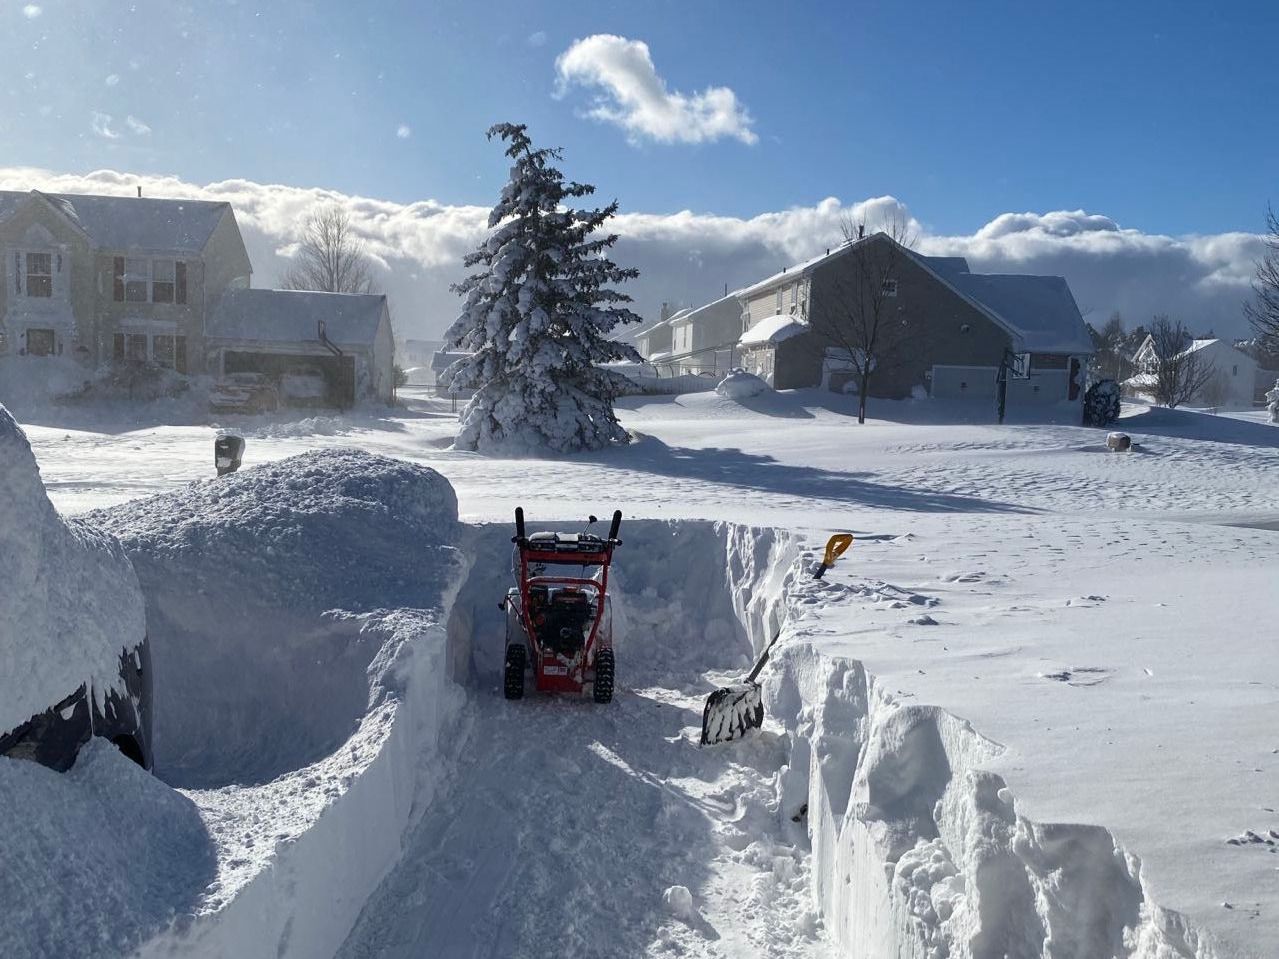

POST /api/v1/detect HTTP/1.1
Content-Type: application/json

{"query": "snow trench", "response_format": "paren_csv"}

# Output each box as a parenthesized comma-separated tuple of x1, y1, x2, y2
(767, 580, 1219, 959)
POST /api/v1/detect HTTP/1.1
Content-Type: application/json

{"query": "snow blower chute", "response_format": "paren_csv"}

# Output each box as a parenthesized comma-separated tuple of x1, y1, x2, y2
(700, 533, 853, 745)
(501, 507, 623, 703)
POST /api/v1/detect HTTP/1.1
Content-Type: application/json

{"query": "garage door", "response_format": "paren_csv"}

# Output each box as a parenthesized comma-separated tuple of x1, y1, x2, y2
(930, 365, 997, 400)
(224, 351, 357, 408)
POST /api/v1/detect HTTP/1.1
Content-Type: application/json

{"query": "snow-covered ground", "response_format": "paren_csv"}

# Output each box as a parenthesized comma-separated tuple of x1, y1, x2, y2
(5, 387, 1278, 957)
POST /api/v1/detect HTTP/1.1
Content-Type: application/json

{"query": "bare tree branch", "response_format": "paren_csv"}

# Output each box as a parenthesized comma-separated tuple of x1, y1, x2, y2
(1244, 204, 1279, 349)
(809, 223, 919, 424)
(1146, 315, 1215, 408)
(279, 205, 379, 294)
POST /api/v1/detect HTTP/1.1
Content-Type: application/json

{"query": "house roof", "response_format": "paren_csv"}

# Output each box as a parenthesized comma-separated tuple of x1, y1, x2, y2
(430, 350, 470, 372)
(0, 190, 230, 253)
(739, 314, 808, 347)
(207, 289, 387, 348)
(940, 271, 1094, 354)
(634, 319, 671, 339)
(668, 291, 743, 326)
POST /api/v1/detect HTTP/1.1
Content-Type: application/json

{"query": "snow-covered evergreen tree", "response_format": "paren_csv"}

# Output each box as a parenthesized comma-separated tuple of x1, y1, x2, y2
(442, 123, 643, 453)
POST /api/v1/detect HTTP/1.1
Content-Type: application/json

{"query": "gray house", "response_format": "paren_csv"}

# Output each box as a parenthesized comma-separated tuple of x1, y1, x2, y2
(736, 233, 1093, 409)
(207, 289, 395, 404)
(0, 189, 251, 372)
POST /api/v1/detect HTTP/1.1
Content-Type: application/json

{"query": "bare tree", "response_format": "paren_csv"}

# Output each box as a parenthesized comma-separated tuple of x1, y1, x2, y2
(280, 206, 378, 294)
(1147, 315, 1215, 408)
(808, 214, 918, 424)
(1245, 204, 1279, 349)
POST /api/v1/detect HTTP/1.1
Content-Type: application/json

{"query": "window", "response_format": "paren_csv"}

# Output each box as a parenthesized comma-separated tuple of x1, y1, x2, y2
(26, 328, 55, 356)
(152, 259, 175, 303)
(25, 253, 52, 297)
(881, 279, 899, 298)
(124, 258, 149, 302)
(153, 334, 175, 367)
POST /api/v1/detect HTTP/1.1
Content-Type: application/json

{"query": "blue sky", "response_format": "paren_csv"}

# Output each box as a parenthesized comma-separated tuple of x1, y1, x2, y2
(2, 0, 1276, 236)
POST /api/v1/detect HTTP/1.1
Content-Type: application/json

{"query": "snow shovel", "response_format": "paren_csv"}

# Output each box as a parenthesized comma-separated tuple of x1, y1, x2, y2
(700, 534, 853, 745)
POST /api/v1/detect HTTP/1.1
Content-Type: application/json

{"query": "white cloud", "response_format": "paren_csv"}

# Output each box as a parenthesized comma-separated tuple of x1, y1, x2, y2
(527, 30, 547, 47)
(0, 167, 1261, 342)
(105, 74, 120, 87)
(22, 4, 41, 19)
(554, 34, 757, 146)
(124, 115, 152, 136)
(90, 112, 120, 140)
(396, 124, 412, 139)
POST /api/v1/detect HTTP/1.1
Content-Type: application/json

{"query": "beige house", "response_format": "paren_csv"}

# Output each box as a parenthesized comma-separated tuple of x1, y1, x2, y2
(0, 189, 251, 373)
(735, 233, 1094, 409)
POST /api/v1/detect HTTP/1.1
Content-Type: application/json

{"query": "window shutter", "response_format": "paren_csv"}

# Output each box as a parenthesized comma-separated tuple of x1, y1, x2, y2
(175, 335, 188, 374)
(14, 252, 21, 295)
(175, 261, 188, 305)
(113, 257, 125, 302)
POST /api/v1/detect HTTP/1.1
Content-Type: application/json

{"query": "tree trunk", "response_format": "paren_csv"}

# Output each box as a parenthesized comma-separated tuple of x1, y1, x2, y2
(858, 370, 870, 424)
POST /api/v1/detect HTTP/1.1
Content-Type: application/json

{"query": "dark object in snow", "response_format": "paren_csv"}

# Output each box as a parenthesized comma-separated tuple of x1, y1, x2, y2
(0, 646, 152, 773)
(701, 534, 854, 746)
(1107, 432, 1132, 452)
(501, 507, 623, 702)
(215, 433, 245, 476)
(1083, 379, 1121, 427)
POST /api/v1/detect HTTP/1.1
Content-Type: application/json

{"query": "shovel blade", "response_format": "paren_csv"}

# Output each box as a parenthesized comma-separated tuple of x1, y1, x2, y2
(700, 682, 764, 745)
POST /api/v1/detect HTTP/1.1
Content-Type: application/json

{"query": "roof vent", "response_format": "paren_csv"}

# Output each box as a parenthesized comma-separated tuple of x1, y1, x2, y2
(136, 186, 142, 198)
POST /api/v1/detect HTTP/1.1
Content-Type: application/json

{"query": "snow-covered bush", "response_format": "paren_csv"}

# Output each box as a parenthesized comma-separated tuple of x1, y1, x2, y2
(1266, 379, 1279, 424)
(442, 123, 643, 453)
(1082, 379, 1121, 427)
(60, 361, 190, 405)
(715, 368, 769, 400)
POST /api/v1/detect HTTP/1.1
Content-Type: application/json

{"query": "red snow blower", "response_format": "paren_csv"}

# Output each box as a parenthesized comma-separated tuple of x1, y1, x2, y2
(501, 507, 622, 703)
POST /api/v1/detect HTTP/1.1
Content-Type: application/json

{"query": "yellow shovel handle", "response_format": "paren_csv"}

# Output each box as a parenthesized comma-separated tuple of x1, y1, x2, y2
(813, 533, 853, 579)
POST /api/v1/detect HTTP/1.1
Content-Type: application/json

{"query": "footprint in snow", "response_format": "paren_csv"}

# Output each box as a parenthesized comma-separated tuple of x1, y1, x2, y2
(1041, 666, 1112, 687)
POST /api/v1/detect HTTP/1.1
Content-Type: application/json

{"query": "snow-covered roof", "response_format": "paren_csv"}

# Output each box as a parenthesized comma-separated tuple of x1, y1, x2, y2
(0, 190, 230, 253)
(940, 271, 1094, 354)
(634, 319, 671, 339)
(739, 314, 808, 347)
(668, 291, 743, 326)
(921, 255, 971, 278)
(207, 289, 387, 348)
(430, 350, 469, 372)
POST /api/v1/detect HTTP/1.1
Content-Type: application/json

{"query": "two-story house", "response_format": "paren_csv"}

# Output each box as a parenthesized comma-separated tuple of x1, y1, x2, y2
(0, 189, 251, 374)
(734, 232, 1094, 410)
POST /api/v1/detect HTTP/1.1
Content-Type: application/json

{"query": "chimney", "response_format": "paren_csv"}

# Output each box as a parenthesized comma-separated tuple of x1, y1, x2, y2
(137, 186, 142, 198)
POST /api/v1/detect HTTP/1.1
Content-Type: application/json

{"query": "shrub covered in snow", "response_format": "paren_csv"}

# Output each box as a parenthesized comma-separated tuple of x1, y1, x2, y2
(1082, 379, 1121, 427)
(715, 368, 770, 400)
(0, 404, 143, 737)
(442, 123, 643, 453)
(61, 361, 190, 405)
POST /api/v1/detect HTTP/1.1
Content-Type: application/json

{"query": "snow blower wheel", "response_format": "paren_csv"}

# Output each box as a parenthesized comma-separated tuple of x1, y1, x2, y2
(502, 507, 623, 703)
(503, 643, 526, 700)
(593, 648, 615, 704)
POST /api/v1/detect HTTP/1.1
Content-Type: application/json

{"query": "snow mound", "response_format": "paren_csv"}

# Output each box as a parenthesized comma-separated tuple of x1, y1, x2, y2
(0, 403, 144, 736)
(89, 448, 460, 787)
(0, 740, 214, 959)
(716, 369, 770, 400)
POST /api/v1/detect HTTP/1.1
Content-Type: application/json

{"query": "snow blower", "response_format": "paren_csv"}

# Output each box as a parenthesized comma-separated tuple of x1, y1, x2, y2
(501, 507, 623, 703)
(700, 533, 853, 745)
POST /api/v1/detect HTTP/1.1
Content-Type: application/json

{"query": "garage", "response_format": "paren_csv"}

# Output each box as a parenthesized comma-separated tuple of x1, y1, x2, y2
(206, 289, 395, 407)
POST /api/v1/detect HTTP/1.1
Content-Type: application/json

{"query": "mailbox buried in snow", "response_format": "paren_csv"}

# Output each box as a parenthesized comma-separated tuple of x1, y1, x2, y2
(215, 434, 245, 476)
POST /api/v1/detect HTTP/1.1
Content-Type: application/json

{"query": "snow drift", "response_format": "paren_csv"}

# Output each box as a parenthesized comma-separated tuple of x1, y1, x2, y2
(0, 402, 143, 737)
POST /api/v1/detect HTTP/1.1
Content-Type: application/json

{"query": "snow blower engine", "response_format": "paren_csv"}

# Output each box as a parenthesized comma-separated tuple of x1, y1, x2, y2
(501, 507, 622, 703)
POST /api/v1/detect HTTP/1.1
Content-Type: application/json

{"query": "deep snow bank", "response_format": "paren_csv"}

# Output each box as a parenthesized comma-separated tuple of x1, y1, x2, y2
(768, 563, 1219, 959)
(0, 740, 214, 959)
(90, 448, 460, 787)
(0, 403, 143, 736)
(81, 449, 470, 959)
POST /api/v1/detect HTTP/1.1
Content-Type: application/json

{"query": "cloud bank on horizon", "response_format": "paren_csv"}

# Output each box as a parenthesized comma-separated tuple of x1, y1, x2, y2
(0, 167, 1262, 343)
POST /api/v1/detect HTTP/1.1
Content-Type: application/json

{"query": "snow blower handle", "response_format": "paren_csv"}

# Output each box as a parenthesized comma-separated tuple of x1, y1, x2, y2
(608, 509, 622, 543)
(514, 506, 526, 544)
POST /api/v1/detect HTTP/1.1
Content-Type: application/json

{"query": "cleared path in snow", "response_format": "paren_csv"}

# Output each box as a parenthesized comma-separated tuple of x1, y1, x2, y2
(336, 680, 831, 959)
